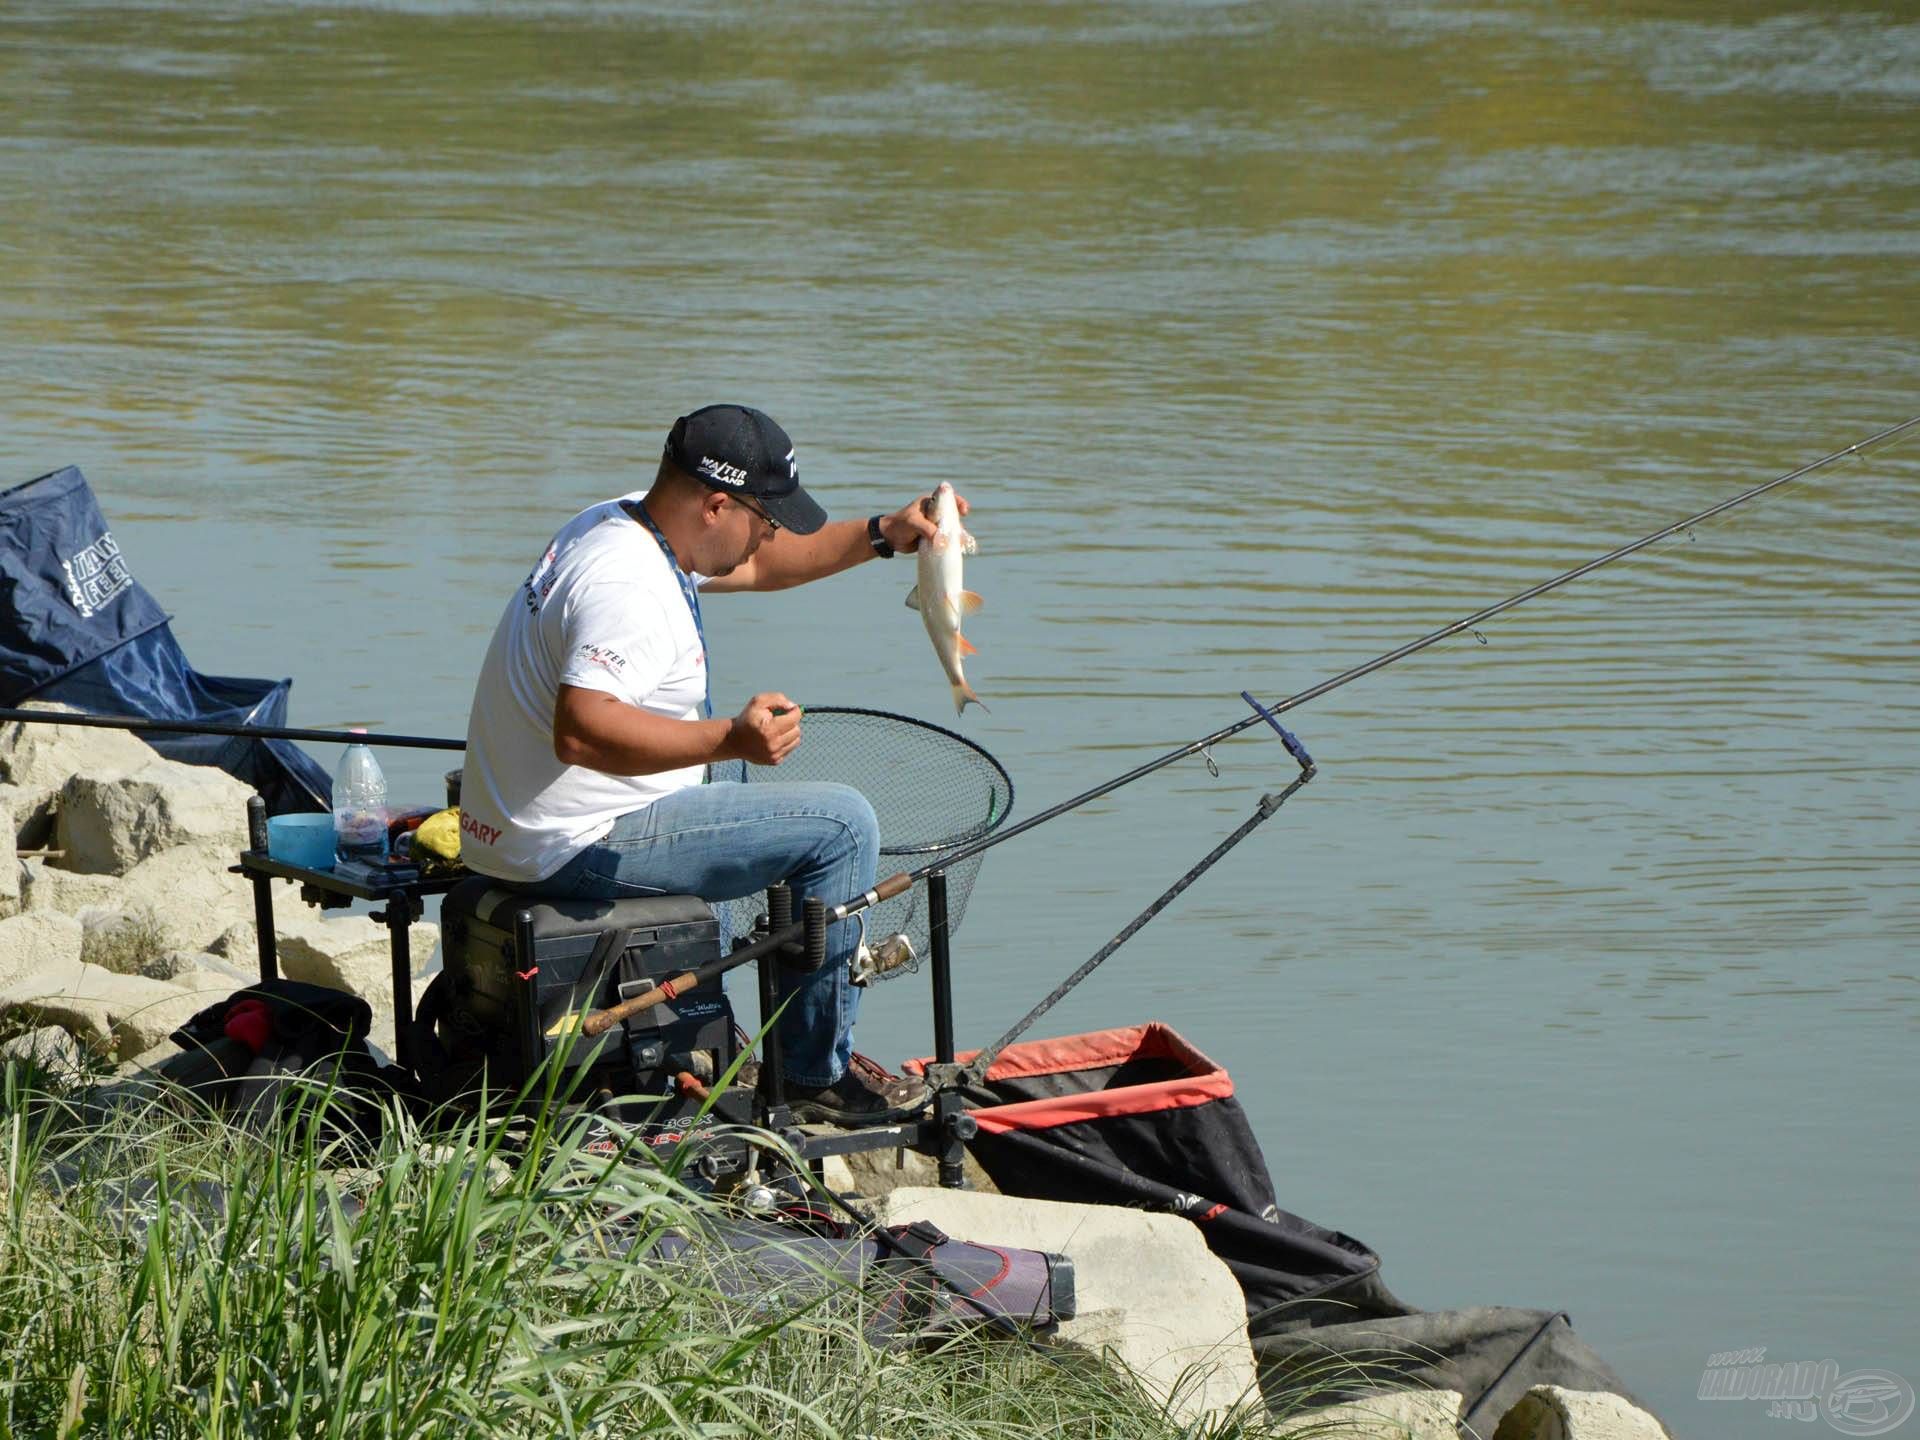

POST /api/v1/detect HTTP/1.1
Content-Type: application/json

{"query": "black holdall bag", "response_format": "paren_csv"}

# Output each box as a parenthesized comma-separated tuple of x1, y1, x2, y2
(912, 1023, 1406, 1332)
(164, 979, 393, 1141)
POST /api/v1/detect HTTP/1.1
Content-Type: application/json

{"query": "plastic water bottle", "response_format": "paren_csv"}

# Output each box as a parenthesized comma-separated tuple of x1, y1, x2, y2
(332, 731, 389, 862)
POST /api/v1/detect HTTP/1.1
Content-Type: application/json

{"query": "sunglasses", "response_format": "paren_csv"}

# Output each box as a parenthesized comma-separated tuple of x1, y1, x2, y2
(732, 494, 781, 532)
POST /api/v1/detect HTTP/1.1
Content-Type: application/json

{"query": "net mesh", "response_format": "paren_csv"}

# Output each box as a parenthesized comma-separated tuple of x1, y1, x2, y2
(709, 706, 1013, 966)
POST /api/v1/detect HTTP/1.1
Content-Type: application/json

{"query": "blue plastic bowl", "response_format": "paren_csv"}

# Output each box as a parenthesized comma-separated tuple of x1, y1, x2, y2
(267, 813, 335, 870)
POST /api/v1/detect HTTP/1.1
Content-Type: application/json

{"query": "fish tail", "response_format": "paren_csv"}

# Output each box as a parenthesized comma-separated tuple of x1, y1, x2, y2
(951, 680, 989, 716)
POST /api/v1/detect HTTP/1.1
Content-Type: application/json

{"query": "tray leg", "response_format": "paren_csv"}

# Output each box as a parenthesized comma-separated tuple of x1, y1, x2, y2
(373, 895, 422, 1072)
(251, 870, 279, 983)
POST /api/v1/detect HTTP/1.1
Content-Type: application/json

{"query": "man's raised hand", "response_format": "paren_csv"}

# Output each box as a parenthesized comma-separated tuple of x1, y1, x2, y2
(878, 489, 971, 555)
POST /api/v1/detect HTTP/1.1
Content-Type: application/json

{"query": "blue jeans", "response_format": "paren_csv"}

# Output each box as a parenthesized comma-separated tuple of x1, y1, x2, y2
(536, 781, 878, 1088)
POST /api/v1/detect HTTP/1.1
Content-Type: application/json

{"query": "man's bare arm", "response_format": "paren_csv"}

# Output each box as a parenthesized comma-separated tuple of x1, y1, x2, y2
(553, 685, 801, 772)
(701, 518, 873, 593)
(703, 491, 966, 593)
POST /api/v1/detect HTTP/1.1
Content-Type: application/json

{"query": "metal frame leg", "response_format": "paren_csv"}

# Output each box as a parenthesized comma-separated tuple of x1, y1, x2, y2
(927, 871, 971, 1188)
(251, 871, 279, 983)
(245, 797, 279, 982)
(371, 893, 422, 1072)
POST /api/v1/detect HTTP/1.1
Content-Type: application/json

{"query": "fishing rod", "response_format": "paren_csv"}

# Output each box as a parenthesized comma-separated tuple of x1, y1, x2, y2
(915, 412, 1920, 880)
(0, 709, 465, 751)
(11, 420, 1911, 1033)
(581, 414, 1919, 1034)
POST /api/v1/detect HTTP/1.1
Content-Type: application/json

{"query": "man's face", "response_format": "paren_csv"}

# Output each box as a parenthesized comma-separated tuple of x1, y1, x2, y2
(694, 493, 775, 576)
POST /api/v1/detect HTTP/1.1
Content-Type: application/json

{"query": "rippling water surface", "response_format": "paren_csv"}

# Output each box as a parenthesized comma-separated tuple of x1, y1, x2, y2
(4, 3, 1916, 1430)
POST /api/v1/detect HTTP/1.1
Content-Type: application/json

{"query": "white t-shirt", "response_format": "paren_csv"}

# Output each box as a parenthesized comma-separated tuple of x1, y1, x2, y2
(460, 493, 710, 882)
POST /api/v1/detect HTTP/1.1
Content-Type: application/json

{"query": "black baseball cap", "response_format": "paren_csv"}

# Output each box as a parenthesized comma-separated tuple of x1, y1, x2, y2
(664, 404, 827, 535)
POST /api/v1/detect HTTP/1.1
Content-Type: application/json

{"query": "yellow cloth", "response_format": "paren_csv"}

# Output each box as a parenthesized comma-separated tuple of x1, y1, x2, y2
(413, 808, 464, 870)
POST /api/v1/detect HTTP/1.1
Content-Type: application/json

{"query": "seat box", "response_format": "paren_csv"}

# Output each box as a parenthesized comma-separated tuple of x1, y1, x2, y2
(437, 879, 731, 1089)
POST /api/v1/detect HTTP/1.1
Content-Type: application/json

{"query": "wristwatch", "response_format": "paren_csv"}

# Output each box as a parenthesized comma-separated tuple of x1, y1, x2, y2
(867, 515, 895, 559)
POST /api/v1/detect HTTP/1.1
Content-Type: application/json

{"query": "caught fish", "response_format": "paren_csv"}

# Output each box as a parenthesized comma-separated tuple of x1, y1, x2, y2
(904, 482, 986, 714)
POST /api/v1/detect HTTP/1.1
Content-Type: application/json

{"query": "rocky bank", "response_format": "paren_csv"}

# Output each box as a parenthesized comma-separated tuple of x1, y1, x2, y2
(0, 704, 434, 1073)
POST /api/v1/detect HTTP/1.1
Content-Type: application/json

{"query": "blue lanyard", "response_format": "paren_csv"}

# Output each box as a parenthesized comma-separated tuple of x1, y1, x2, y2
(626, 499, 712, 719)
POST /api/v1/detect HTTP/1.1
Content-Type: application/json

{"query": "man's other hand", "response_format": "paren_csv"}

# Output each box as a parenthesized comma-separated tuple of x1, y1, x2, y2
(879, 489, 971, 555)
(729, 692, 802, 766)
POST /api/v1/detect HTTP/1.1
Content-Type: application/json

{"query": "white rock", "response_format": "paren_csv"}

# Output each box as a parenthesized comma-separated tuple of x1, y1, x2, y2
(21, 858, 125, 917)
(237, 907, 437, 1004)
(0, 706, 156, 846)
(0, 783, 26, 847)
(104, 846, 262, 955)
(76, 906, 181, 977)
(114, 1037, 185, 1079)
(0, 793, 17, 919)
(871, 1186, 1259, 1427)
(203, 877, 350, 963)
(57, 758, 252, 876)
(167, 954, 255, 991)
(0, 1024, 85, 1074)
(818, 1140, 998, 1199)
(0, 911, 86, 991)
(1497, 1385, 1672, 1440)
(1286, 1388, 1466, 1438)
(24, 848, 266, 962)
(1, 958, 208, 1057)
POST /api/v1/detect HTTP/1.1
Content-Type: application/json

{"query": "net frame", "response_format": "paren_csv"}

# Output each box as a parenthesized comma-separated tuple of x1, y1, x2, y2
(713, 706, 1013, 966)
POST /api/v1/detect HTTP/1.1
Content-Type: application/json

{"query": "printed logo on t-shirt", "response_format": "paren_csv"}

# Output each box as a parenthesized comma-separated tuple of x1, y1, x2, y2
(461, 812, 502, 846)
(523, 543, 560, 612)
(576, 643, 627, 674)
(695, 456, 748, 488)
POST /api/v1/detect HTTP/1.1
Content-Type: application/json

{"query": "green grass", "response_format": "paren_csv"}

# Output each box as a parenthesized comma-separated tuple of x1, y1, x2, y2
(0, 1058, 1354, 1440)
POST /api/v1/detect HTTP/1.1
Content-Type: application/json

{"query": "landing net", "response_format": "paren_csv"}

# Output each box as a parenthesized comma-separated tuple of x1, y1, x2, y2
(713, 706, 1013, 968)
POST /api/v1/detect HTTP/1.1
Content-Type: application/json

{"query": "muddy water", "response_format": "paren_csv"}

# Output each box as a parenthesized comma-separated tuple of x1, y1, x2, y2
(4, 3, 1916, 1429)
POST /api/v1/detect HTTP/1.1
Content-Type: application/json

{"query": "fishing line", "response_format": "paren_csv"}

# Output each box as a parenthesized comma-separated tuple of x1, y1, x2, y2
(580, 416, 1920, 1026)
(11, 419, 1914, 1028)
(900, 413, 1920, 881)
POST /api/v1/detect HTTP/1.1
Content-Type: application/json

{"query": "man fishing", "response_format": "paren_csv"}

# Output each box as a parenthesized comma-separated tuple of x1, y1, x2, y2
(459, 403, 969, 1125)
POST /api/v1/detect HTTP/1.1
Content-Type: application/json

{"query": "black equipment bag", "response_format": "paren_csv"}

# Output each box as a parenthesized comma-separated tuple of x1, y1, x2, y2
(918, 1023, 1406, 1333)
(163, 979, 394, 1144)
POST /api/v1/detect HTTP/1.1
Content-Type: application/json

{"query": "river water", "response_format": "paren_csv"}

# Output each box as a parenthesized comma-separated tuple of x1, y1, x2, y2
(4, 3, 1916, 1432)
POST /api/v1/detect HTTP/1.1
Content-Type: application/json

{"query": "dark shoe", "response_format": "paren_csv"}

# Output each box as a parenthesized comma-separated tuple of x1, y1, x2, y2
(788, 1065, 930, 1127)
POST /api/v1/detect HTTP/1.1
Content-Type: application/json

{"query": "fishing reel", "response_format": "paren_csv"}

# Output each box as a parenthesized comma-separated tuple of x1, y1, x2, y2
(851, 925, 920, 987)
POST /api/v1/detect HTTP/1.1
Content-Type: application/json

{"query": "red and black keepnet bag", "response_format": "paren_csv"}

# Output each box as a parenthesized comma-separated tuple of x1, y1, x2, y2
(912, 1024, 1402, 1332)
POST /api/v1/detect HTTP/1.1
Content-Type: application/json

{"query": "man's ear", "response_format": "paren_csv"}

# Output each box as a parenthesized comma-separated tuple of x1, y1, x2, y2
(701, 489, 730, 525)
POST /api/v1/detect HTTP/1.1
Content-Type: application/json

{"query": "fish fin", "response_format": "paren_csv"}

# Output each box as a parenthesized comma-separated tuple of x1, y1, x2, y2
(952, 681, 989, 715)
(956, 634, 977, 656)
(958, 590, 984, 615)
(959, 529, 979, 556)
(904, 585, 921, 611)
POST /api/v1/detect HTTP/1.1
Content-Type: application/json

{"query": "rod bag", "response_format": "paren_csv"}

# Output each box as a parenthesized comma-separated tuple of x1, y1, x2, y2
(0, 465, 331, 814)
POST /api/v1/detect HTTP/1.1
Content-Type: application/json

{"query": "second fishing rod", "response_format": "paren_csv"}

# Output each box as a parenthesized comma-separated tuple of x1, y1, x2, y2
(578, 414, 1920, 1036)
